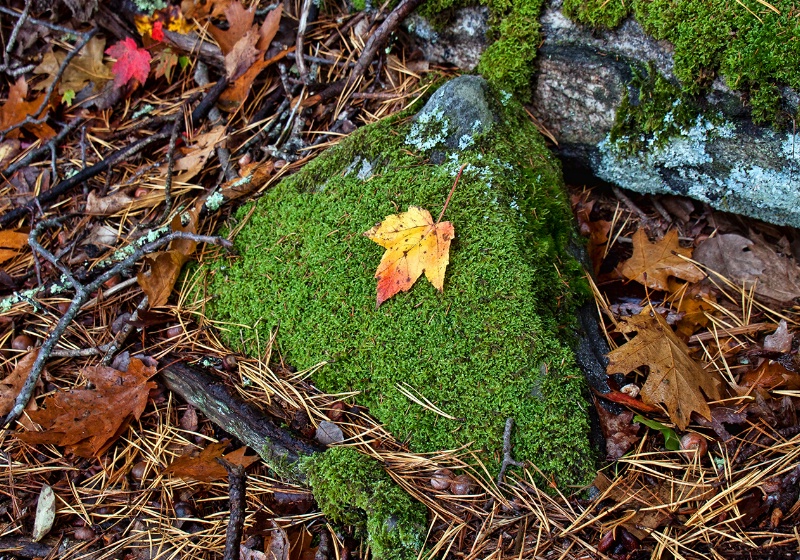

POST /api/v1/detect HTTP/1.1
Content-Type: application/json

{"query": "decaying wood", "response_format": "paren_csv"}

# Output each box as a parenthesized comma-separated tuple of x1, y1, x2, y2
(160, 360, 323, 480)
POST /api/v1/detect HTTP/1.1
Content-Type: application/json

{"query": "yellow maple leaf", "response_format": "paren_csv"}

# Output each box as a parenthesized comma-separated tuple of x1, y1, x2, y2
(621, 229, 704, 290)
(364, 206, 455, 307)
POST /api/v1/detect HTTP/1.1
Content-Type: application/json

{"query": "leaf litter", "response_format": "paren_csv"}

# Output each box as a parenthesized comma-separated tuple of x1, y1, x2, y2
(0, 0, 799, 558)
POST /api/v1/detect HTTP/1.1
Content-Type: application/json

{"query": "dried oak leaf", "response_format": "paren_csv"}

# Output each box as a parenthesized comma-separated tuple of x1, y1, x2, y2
(105, 37, 152, 88)
(0, 351, 43, 417)
(0, 77, 55, 139)
(0, 229, 29, 264)
(694, 233, 800, 304)
(621, 229, 704, 291)
(764, 320, 793, 354)
(18, 357, 157, 457)
(137, 210, 198, 307)
(738, 361, 800, 393)
(164, 441, 258, 482)
(607, 310, 723, 430)
(85, 190, 134, 215)
(33, 37, 112, 96)
(364, 206, 454, 306)
(173, 126, 226, 182)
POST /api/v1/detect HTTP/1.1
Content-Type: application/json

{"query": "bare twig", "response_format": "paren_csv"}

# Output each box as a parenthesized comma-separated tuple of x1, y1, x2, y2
(295, 0, 314, 83)
(1, 0, 32, 74)
(497, 418, 524, 484)
(0, 5, 94, 37)
(0, 225, 232, 427)
(101, 295, 149, 365)
(219, 458, 247, 560)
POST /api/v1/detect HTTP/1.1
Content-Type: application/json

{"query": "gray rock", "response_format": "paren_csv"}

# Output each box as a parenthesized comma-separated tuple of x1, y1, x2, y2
(405, 7, 489, 71)
(408, 0, 800, 228)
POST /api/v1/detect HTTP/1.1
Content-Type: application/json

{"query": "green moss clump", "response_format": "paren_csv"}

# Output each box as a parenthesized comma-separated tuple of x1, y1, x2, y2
(610, 64, 702, 154)
(564, 0, 800, 124)
(301, 448, 427, 560)
(477, 0, 543, 98)
(562, 0, 628, 28)
(204, 88, 594, 486)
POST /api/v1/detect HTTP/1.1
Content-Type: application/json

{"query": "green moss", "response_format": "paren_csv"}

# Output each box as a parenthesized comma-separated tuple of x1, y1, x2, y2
(204, 90, 594, 487)
(301, 448, 427, 560)
(610, 63, 703, 154)
(565, 0, 800, 124)
(562, 0, 628, 28)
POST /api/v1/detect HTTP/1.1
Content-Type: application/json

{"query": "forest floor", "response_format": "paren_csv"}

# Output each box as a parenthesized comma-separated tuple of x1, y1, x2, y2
(0, 0, 799, 559)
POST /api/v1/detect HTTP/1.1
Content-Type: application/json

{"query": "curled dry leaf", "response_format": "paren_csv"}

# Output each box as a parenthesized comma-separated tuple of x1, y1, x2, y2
(621, 229, 704, 291)
(764, 320, 792, 354)
(607, 309, 724, 430)
(137, 210, 198, 307)
(595, 405, 640, 460)
(85, 190, 135, 215)
(164, 440, 258, 482)
(694, 233, 800, 304)
(32, 484, 56, 542)
(364, 206, 455, 306)
(18, 357, 157, 457)
(173, 126, 226, 182)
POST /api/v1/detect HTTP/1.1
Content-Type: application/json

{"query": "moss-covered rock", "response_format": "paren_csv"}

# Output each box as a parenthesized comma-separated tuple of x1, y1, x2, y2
(301, 448, 427, 560)
(563, 0, 800, 124)
(204, 76, 594, 485)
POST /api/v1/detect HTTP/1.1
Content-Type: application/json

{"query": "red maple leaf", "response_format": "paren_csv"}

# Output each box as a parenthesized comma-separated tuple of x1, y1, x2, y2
(151, 20, 165, 42)
(105, 37, 151, 87)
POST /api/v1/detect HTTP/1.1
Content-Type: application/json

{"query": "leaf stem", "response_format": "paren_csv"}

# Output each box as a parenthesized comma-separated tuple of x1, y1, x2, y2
(437, 163, 467, 224)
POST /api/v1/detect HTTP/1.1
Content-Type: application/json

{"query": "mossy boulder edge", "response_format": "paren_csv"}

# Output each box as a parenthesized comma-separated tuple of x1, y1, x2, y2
(204, 76, 594, 486)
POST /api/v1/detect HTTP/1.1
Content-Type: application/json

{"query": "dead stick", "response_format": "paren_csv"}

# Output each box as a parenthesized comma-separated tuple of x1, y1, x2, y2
(219, 458, 246, 560)
(160, 361, 323, 480)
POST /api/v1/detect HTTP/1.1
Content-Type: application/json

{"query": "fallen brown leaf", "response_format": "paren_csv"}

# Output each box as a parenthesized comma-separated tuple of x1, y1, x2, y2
(0, 229, 29, 264)
(0, 77, 55, 139)
(694, 233, 800, 304)
(164, 440, 259, 481)
(85, 190, 135, 215)
(0, 351, 41, 417)
(607, 309, 724, 430)
(621, 229, 704, 291)
(137, 210, 198, 307)
(18, 357, 157, 457)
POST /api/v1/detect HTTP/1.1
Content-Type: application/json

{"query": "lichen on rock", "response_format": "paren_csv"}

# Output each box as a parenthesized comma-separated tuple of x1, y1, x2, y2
(203, 76, 595, 486)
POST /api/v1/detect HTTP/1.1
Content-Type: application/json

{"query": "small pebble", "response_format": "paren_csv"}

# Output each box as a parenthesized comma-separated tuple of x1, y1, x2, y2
(430, 469, 453, 491)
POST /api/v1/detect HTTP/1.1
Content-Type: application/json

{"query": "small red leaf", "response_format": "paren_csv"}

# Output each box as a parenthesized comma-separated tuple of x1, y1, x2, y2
(105, 37, 151, 87)
(151, 20, 165, 42)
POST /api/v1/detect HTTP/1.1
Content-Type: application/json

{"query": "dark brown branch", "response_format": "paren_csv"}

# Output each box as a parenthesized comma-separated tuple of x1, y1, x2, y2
(160, 361, 323, 481)
(219, 458, 247, 560)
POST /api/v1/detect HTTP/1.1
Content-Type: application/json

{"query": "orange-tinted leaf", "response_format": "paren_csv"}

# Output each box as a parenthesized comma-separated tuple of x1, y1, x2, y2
(173, 126, 226, 182)
(105, 38, 152, 88)
(738, 361, 800, 393)
(0, 78, 55, 139)
(0, 229, 29, 264)
(0, 351, 40, 417)
(607, 309, 724, 430)
(18, 358, 157, 457)
(207, 1, 255, 55)
(667, 279, 716, 338)
(137, 211, 198, 306)
(164, 441, 258, 481)
(364, 206, 454, 306)
(621, 229, 704, 291)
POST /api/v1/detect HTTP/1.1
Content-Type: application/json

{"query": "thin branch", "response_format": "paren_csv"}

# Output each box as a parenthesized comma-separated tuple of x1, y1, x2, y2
(101, 295, 149, 365)
(219, 458, 246, 560)
(1, 0, 32, 73)
(1, 229, 232, 427)
(0, 6, 94, 36)
(497, 418, 524, 485)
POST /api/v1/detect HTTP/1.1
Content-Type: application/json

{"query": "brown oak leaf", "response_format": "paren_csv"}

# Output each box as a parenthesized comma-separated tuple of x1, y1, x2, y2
(164, 440, 258, 481)
(621, 229, 704, 291)
(607, 309, 723, 430)
(18, 357, 157, 457)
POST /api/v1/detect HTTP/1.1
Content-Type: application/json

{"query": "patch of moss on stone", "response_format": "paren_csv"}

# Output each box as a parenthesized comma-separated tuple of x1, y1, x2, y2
(417, 0, 545, 99)
(562, 0, 627, 28)
(564, 0, 800, 124)
(610, 63, 703, 154)
(301, 448, 427, 560)
(203, 83, 594, 487)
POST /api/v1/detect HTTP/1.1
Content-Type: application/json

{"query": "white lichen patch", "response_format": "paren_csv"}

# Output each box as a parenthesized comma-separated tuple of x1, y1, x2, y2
(596, 115, 800, 227)
(405, 108, 449, 151)
(205, 190, 226, 212)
